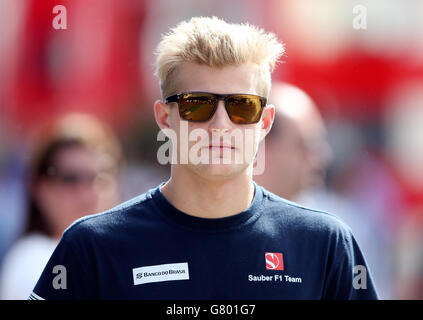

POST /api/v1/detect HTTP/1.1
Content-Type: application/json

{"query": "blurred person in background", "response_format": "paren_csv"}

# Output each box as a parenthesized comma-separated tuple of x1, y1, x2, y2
(255, 82, 393, 298)
(395, 207, 423, 299)
(255, 82, 332, 200)
(384, 82, 423, 299)
(0, 113, 123, 299)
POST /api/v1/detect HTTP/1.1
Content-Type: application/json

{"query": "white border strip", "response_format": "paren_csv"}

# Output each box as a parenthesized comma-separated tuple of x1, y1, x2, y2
(29, 291, 45, 300)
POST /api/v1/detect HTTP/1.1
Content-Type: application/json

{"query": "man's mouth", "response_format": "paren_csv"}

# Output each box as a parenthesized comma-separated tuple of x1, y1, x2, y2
(207, 144, 235, 150)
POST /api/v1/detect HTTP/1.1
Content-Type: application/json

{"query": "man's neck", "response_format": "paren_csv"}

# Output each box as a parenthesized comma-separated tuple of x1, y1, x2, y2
(160, 167, 255, 219)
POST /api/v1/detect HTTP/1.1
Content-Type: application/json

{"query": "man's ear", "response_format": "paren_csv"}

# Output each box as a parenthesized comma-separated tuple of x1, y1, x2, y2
(259, 104, 275, 141)
(154, 100, 171, 131)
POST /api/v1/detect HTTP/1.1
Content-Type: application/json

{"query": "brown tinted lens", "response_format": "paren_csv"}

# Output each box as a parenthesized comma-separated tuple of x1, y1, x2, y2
(227, 95, 263, 124)
(178, 93, 216, 121)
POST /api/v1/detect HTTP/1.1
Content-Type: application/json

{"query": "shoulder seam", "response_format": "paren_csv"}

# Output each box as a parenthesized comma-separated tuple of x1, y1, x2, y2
(263, 190, 350, 228)
(63, 191, 154, 234)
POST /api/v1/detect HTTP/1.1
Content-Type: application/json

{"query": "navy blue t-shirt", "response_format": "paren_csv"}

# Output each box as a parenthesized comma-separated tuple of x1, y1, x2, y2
(29, 182, 378, 300)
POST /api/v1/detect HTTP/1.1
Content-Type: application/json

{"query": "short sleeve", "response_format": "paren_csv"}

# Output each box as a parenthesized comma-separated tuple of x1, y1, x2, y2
(29, 231, 97, 300)
(323, 225, 379, 300)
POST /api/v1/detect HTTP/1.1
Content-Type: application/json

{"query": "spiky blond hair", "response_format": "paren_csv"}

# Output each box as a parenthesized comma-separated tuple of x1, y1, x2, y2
(154, 16, 285, 99)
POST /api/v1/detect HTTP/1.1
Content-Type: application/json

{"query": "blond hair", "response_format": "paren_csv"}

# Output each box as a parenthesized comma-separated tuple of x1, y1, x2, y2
(154, 16, 285, 99)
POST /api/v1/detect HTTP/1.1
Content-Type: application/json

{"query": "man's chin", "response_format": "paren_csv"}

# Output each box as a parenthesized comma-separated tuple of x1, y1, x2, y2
(189, 162, 250, 180)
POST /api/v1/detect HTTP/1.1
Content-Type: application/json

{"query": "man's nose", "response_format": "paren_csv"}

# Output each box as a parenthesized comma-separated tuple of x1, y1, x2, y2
(208, 99, 233, 134)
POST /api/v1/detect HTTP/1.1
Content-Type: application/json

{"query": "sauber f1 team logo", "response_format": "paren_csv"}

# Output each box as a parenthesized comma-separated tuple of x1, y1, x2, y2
(265, 252, 284, 270)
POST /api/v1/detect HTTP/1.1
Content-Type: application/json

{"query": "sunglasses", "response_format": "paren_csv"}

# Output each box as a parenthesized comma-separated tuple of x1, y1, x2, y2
(165, 92, 267, 124)
(45, 167, 97, 187)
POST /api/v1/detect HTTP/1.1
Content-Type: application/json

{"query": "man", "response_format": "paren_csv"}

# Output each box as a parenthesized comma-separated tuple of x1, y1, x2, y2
(30, 16, 378, 300)
(255, 82, 332, 201)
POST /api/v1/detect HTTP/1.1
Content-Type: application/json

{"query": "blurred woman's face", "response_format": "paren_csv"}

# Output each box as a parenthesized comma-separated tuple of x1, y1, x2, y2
(34, 145, 119, 238)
